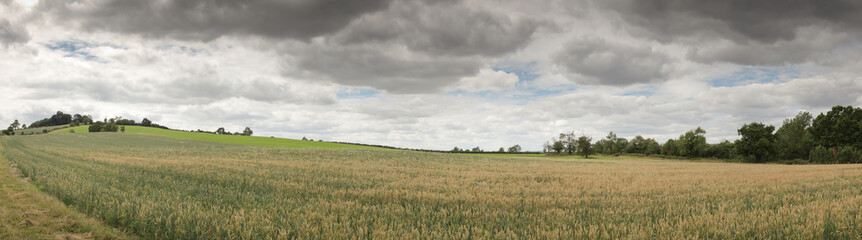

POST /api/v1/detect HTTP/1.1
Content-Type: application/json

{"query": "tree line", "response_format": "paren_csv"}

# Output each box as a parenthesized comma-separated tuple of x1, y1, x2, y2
(541, 105, 862, 164)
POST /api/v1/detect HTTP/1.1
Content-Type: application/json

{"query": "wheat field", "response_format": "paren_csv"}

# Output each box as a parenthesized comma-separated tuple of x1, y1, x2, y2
(2, 133, 861, 239)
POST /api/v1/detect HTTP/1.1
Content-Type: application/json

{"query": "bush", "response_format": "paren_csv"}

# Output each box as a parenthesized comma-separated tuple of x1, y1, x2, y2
(836, 147, 861, 164)
(42, 129, 48, 134)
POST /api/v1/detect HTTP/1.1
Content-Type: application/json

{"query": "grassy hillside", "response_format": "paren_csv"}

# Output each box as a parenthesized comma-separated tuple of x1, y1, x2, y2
(14, 124, 70, 135)
(0, 138, 134, 239)
(3, 133, 862, 239)
(54, 125, 382, 149)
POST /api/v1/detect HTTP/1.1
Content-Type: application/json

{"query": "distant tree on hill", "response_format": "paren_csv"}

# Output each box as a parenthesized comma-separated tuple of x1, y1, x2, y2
(141, 118, 152, 127)
(302, 136, 308, 141)
(89, 122, 104, 132)
(471, 146, 482, 152)
(21, 124, 26, 129)
(11, 120, 19, 130)
(498, 147, 505, 153)
(216, 127, 227, 135)
(242, 127, 253, 136)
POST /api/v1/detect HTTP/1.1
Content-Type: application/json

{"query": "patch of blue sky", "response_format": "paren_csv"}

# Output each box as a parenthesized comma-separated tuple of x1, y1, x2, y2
(709, 67, 800, 87)
(337, 87, 380, 99)
(492, 61, 540, 83)
(44, 39, 123, 62)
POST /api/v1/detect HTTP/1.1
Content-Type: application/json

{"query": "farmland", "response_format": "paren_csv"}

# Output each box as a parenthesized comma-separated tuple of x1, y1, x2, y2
(2, 133, 862, 239)
(54, 125, 382, 149)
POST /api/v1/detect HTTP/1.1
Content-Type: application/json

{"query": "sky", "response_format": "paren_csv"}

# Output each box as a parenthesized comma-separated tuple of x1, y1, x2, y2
(1, 0, 861, 151)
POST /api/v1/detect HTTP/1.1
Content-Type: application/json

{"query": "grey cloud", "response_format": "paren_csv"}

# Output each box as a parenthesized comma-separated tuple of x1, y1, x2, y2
(333, 1, 539, 57)
(554, 38, 672, 86)
(605, 0, 862, 66)
(36, 0, 392, 41)
(289, 44, 483, 93)
(0, 18, 29, 46)
(607, 0, 862, 44)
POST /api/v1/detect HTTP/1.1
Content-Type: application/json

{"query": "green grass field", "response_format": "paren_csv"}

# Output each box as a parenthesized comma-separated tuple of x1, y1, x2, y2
(54, 125, 382, 149)
(13, 125, 70, 135)
(3, 133, 862, 239)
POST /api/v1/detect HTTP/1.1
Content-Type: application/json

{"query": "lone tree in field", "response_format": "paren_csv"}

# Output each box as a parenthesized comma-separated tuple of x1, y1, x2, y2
(498, 147, 505, 153)
(243, 127, 253, 136)
(576, 134, 592, 158)
(507, 145, 521, 153)
(736, 122, 776, 163)
(216, 127, 227, 135)
(141, 118, 152, 127)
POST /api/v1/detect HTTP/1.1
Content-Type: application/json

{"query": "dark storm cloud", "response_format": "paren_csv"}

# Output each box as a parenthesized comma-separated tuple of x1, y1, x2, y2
(35, 0, 392, 41)
(0, 18, 29, 45)
(604, 0, 862, 66)
(607, 0, 862, 43)
(554, 38, 672, 86)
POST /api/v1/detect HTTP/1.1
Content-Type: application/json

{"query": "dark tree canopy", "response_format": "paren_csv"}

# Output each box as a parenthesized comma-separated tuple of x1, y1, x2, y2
(736, 122, 776, 163)
(809, 105, 862, 148)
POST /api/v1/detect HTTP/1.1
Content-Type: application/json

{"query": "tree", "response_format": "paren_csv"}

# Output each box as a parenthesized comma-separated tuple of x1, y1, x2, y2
(89, 122, 103, 132)
(644, 138, 661, 156)
(141, 118, 152, 127)
(243, 127, 253, 136)
(21, 124, 26, 129)
(736, 122, 776, 163)
(628, 136, 646, 154)
(507, 145, 522, 153)
(576, 135, 592, 158)
(560, 131, 576, 154)
(121, 125, 126, 133)
(604, 131, 618, 154)
(498, 147, 505, 153)
(216, 127, 227, 135)
(11, 120, 19, 130)
(471, 146, 482, 152)
(662, 139, 678, 156)
(678, 127, 708, 157)
(552, 140, 565, 154)
(775, 112, 814, 160)
(102, 123, 119, 132)
(452, 147, 461, 153)
(809, 105, 862, 148)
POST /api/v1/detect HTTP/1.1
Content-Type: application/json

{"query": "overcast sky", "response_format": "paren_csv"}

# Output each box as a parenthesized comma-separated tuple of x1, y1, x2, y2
(2, 0, 861, 151)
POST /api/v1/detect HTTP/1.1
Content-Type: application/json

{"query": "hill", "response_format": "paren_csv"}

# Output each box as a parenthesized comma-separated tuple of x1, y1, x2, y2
(53, 125, 382, 149)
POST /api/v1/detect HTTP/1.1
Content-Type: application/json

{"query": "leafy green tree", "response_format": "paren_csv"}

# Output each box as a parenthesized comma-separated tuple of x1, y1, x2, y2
(809, 105, 862, 148)
(89, 122, 105, 132)
(560, 131, 576, 154)
(736, 122, 776, 163)
(614, 137, 629, 155)
(552, 140, 565, 154)
(604, 131, 618, 154)
(507, 145, 521, 153)
(775, 112, 814, 160)
(102, 123, 119, 132)
(628, 136, 646, 154)
(576, 135, 592, 158)
(11, 120, 20, 130)
(662, 139, 678, 156)
(121, 125, 126, 133)
(471, 146, 482, 152)
(678, 127, 708, 157)
(141, 118, 152, 127)
(243, 127, 253, 136)
(216, 127, 227, 135)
